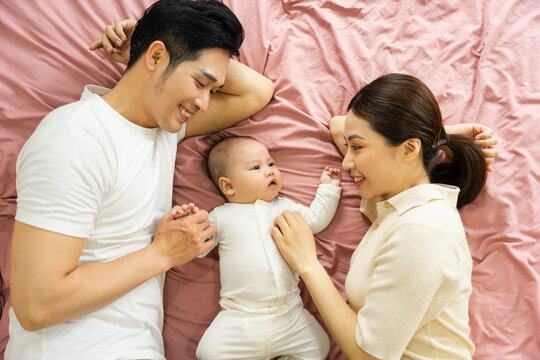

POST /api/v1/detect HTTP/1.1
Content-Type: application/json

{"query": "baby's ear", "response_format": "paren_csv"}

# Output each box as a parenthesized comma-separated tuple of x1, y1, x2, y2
(218, 177, 235, 196)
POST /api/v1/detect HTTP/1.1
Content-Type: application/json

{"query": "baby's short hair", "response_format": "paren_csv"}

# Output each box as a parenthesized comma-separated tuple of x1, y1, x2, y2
(207, 135, 258, 188)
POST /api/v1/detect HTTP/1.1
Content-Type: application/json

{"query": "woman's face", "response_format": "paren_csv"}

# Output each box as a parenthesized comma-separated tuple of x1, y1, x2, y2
(341, 112, 408, 200)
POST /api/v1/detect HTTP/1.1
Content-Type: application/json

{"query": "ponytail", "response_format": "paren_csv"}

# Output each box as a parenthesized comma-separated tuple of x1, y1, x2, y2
(430, 134, 487, 208)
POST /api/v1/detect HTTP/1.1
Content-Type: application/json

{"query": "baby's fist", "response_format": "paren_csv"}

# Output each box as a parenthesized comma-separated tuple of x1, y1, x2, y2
(171, 203, 199, 219)
(320, 167, 342, 186)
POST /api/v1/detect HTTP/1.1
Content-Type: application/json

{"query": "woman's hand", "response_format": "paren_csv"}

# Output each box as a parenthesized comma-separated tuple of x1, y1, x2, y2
(89, 19, 136, 65)
(445, 123, 499, 171)
(271, 211, 320, 276)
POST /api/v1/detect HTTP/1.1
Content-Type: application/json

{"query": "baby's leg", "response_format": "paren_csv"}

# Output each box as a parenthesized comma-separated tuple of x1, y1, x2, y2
(270, 308, 329, 360)
(196, 310, 271, 360)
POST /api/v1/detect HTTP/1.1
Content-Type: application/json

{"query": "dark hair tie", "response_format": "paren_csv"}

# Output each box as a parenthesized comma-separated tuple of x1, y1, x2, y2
(434, 133, 451, 148)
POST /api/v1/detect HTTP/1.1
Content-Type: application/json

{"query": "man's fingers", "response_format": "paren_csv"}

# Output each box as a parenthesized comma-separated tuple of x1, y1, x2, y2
(88, 39, 102, 51)
(113, 22, 127, 42)
(100, 33, 115, 54)
(104, 25, 122, 47)
(198, 238, 216, 255)
(200, 224, 216, 241)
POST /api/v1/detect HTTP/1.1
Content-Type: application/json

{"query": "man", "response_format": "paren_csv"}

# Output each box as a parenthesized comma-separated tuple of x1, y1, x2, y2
(7, 1, 273, 359)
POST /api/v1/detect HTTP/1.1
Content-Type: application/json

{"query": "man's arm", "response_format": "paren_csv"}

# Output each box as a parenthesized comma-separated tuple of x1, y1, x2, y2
(10, 207, 215, 331)
(185, 59, 274, 137)
(90, 20, 275, 138)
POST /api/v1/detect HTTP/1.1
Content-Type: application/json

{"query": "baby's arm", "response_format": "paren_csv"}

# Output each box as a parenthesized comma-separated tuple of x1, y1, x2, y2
(320, 167, 342, 186)
(287, 168, 342, 234)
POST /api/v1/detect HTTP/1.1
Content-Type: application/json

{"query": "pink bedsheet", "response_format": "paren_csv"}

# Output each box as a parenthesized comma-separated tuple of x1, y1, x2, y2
(1, 1, 539, 359)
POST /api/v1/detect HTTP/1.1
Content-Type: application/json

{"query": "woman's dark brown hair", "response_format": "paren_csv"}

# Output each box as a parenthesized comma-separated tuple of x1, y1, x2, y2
(347, 73, 487, 208)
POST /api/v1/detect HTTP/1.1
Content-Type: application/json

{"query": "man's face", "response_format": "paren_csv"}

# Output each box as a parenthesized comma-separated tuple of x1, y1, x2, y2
(146, 47, 230, 133)
(224, 139, 283, 204)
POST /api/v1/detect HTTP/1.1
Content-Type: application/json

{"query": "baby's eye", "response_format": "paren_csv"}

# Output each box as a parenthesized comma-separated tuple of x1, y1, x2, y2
(252, 165, 260, 170)
(269, 162, 275, 166)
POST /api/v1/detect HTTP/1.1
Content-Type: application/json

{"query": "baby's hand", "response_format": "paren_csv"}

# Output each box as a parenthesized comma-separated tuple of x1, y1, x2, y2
(171, 203, 199, 219)
(320, 167, 342, 186)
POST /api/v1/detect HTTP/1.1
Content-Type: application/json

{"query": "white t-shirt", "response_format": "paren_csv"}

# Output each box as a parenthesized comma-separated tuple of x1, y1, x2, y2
(6, 85, 186, 360)
(201, 184, 341, 314)
(345, 184, 475, 360)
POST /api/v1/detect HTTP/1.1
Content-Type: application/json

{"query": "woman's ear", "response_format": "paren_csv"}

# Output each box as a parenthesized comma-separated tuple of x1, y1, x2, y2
(145, 41, 167, 71)
(401, 138, 422, 162)
(218, 177, 235, 197)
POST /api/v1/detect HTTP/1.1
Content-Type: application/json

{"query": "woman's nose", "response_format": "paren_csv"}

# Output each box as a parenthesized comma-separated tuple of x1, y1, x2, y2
(342, 149, 353, 170)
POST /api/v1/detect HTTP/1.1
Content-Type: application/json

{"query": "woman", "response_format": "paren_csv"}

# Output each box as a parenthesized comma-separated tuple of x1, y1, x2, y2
(272, 74, 494, 359)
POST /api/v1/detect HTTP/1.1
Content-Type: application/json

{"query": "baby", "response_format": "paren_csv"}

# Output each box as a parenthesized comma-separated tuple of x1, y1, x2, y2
(195, 136, 342, 360)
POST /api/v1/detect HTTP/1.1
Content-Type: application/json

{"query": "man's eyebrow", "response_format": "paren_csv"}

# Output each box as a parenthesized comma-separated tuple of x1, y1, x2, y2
(347, 134, 366, 140)
(197, 68, 218, 83)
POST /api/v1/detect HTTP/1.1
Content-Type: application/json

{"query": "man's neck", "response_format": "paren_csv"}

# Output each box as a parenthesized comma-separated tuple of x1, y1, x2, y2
(101, 69, 153, 128)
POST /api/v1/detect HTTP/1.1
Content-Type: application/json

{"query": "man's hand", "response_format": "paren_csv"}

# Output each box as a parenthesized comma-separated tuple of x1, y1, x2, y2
(445, 123, 499, 171)
(320, 167, 342, 186)
(151, 207, 216, 269)
(89, 19, 136, 65)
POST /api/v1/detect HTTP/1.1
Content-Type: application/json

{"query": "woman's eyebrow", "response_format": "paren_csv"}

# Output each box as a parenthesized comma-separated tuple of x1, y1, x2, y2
(347, 134, 366, 140)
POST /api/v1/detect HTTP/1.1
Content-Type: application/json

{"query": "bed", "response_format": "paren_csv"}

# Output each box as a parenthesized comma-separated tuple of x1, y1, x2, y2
(1, 1, 539, 359)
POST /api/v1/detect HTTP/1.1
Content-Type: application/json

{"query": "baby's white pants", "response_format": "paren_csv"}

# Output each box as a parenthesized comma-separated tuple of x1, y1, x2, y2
(196, 306, 329, 360)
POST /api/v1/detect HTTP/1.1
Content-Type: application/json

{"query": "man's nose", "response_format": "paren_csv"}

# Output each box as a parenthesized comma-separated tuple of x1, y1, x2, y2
(194, 90, 211, 112)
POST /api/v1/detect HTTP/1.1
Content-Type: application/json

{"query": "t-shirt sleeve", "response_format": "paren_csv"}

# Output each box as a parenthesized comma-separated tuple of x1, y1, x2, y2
(355, 222, 456, 359)
(15, 121, 111, 238)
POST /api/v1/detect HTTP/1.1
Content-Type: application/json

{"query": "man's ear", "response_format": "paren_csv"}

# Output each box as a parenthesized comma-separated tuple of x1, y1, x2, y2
(401, 138, 422, 162)
(218, 177, 235, 197)
(145, 41, 167, 71)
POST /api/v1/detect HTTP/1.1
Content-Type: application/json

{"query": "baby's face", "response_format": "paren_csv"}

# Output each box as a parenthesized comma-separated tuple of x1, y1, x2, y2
(226, 140, 282, 203)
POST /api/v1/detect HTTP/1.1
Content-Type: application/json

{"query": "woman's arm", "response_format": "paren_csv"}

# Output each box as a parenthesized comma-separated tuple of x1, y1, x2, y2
(329, 115, 347, 157)
(89, 20, 274, 138)
(271, 211, 379, 360)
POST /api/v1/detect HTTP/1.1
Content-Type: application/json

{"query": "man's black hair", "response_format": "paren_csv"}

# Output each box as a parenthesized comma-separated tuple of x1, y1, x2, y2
(127, 0, 244, 76)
